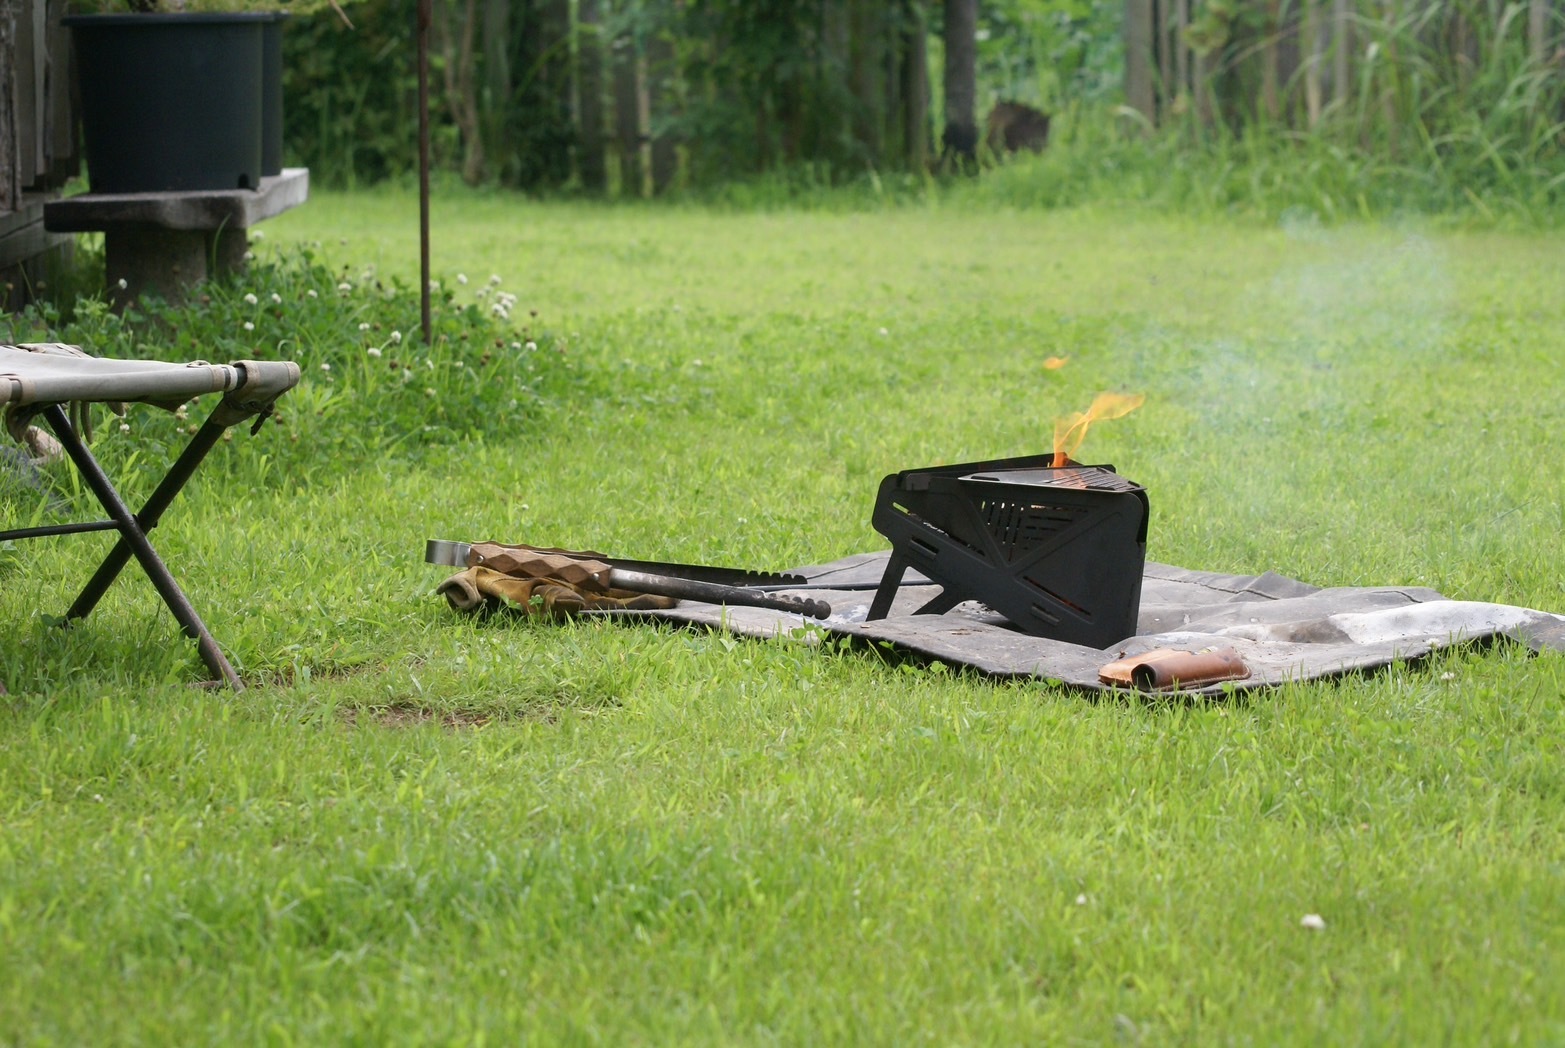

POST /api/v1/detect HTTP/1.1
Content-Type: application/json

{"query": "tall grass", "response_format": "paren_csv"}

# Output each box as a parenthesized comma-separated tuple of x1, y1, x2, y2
(983, 0, 1565, 224)
(666, 3, 1565, 226)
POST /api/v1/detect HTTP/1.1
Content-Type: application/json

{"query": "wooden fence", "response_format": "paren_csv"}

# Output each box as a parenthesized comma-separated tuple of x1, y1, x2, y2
(1, 0, 77, 303)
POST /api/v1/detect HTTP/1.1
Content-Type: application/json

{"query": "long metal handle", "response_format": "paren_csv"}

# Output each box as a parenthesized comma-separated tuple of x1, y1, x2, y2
(425, 539, 471, 566)
(426, 539, 831, 619)
(425, 539, 810, 588)
(608, 568, 831, 620)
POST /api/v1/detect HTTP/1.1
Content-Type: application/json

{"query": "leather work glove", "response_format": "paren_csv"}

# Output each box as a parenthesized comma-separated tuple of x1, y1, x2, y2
(437, 565, 678, 618)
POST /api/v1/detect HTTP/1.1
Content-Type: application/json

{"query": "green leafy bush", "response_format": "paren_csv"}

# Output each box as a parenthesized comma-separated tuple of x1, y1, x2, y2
(0, 246, 578, 490)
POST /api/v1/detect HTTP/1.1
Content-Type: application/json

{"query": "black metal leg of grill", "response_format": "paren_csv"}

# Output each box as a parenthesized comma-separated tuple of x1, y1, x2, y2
(866, 550, 912, 621)
(912, 589, 964, 616)
(40, 405, 242, 691)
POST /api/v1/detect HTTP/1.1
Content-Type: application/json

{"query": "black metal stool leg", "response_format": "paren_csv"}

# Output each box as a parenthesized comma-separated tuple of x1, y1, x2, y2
(40, 405, 242, 690)
(63, 415, 230, 621)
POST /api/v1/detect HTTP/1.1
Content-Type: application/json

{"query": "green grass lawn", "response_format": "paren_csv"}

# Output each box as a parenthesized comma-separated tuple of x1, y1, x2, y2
(3, 188, 1564, 1043)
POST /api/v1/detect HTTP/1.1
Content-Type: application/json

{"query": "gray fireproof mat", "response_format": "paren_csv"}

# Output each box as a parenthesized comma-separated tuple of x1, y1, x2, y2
(618, 551, 1565, 695)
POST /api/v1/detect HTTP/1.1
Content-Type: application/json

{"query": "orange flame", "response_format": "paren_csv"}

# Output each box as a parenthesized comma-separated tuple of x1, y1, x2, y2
(1052, 392, 1146, 467)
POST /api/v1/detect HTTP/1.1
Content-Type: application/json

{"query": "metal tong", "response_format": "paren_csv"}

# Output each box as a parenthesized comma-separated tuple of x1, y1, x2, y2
(426, 540, 832, 620)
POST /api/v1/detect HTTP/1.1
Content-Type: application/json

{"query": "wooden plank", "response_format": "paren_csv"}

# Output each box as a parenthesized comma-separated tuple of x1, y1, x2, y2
(15, 0, 38, 188)
(31, 0, 46, 178)
(48, 0, 75, 176)
(0, 195, 67, 269)
(44, 168, 310, 233)
(1, 0, 17, 213)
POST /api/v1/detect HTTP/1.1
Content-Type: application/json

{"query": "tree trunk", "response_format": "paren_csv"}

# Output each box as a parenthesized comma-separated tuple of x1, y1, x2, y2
(1124, 0, 1155, 125)
(648, 22, 677, 194)
(1193, 47, 1214, 131)
(850, 0, 887, 163)
(577, 0, 607, 194)
(900, 0, 929, 171)
(1381, 0, 1398, 156)
(613, 30, 645, 197)
(1332, 0, 1351, 108)
(481, 0, 509, 174)
(538, 0, 573, 186)
(941, 0, 978, 164)
(1303, 0, 1322, 127)
(1260, 0, 1281, 122)
(433, 0, 484, 185)
(1159, 0, 1176, 115)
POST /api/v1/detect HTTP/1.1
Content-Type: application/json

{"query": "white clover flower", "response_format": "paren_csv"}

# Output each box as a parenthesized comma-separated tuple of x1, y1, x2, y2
(367, 346, 383, 358)
(243, 321, 255, 332)
(424, 387, 437, 397)
(1075, 894, 1088, 906)
(358, 322, 371, 332)
(428, 280, 441, 292)
(242, 251, 255, 262)
(1301, 914, 1326, 931)
(116, 278, 128, 290)
(251, 230, 266, 241)
(476, 287, 490, 299)
(307, 289, 318, 299)
(491, 303, 509, 317)
(389, 330, 402, 344)
(878, 327, 889, 336)
(337, 282, 352, 293)
(454, 360, 464, 368)
(524, 340, 537, 352)
(244, 293, 259, 305)
(119, 423, 130, 434)
(510, 341, 522, 350)
(457, 273, 469, 285)
(488, 274, 502, 286)
(320, 362, 332, 372)
(271, 292, 282, 305)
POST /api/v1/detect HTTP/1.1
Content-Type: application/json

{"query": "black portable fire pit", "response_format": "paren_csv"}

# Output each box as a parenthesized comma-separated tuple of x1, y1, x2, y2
(866, 452, 1148, 648)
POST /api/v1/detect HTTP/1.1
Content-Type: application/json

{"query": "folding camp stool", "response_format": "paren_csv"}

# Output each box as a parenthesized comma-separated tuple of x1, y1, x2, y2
(1, 343, 301, 691)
